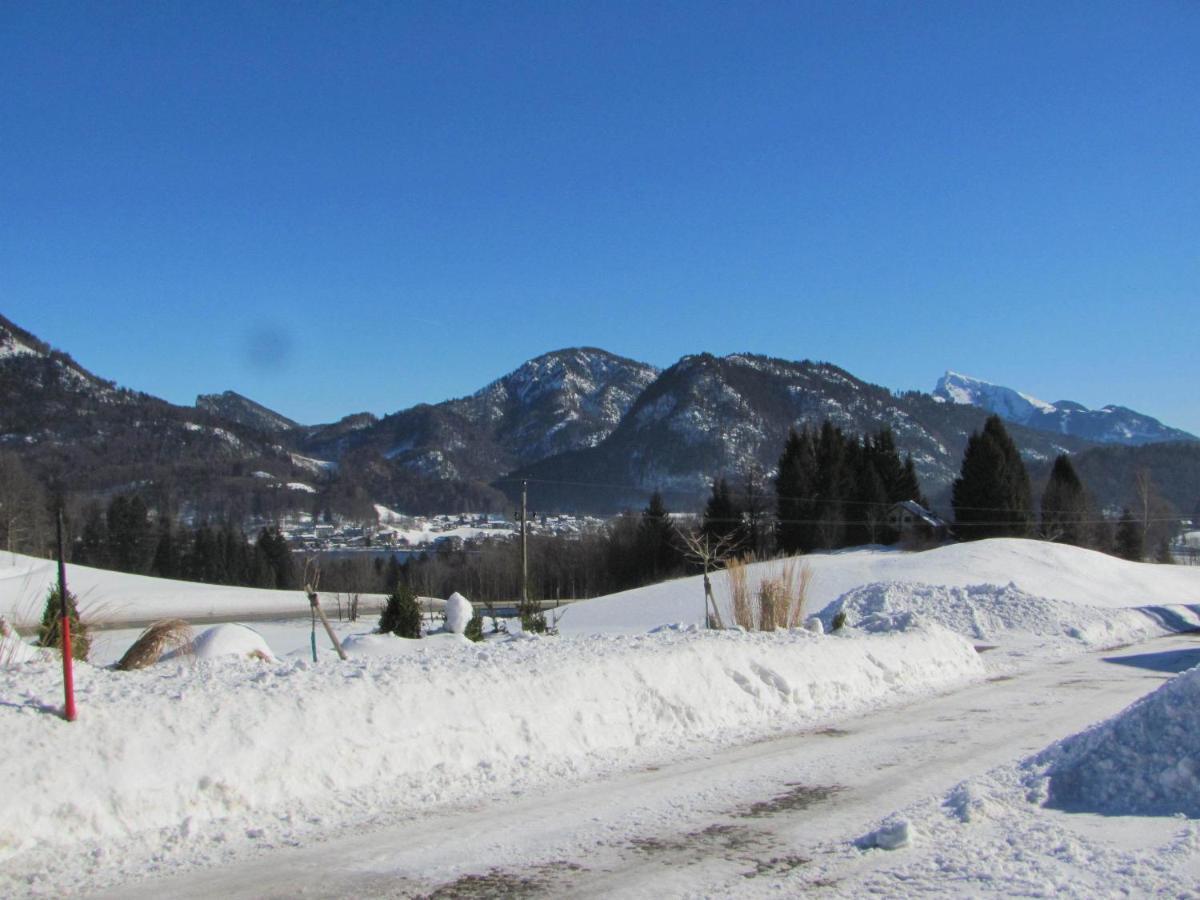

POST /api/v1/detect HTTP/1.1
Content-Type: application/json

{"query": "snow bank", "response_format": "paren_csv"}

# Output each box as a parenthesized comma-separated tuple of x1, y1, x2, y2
(0, 625, 982, 875)
(560, 539, 1200, 635)
(822, 581, 1179, 650)
(1035, 665, 1200, 817)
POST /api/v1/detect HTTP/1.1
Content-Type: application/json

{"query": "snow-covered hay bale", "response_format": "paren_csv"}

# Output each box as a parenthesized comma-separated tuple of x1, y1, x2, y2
(164, 623, 275, 663)
(114, 619, 194, 670)
(1037, 665, 1200, 817)
(444, 592, 473, 634)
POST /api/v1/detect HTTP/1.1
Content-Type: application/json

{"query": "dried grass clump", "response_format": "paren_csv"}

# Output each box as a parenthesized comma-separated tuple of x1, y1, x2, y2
(722, 559, 813, 632)
(114, 619, 194, 671)
(725, 556, 753, 630)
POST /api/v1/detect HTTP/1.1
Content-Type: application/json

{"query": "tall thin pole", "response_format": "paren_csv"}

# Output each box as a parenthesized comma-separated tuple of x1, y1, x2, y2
(520, 480, 529, 612)
(56, 510, 76, 722)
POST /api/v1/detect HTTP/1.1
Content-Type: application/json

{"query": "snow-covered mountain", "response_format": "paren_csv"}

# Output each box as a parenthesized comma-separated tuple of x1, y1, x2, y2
(299, 348, 660, 483)
(510, 354, 1097, 512)
(933, 371, 1196, 446)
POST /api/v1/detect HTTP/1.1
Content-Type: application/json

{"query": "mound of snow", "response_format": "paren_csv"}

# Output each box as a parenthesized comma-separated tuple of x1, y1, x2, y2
(444, 592, 473, 634)
(1035, 665, 1200, 816)
(163, 624, 275, 662)
(822, 581, 1168, 650)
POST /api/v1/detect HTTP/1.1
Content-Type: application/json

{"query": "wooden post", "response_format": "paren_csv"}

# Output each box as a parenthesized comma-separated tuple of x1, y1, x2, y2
(306, 586, 348, 661)
(56, 510, 76, 722)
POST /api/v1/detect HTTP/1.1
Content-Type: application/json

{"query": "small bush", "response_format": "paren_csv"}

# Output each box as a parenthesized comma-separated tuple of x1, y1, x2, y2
(38, 586, 90, 661)
(378, 584, 422, 639)
(464, 614, 484, 642)
(831, 610, 848, 632)
(521, 608, 548, 634)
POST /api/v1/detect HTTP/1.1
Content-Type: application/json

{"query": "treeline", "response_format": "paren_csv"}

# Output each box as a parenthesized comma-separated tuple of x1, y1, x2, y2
(952, 414, 1177, 560)
(70, 494, 297, 589)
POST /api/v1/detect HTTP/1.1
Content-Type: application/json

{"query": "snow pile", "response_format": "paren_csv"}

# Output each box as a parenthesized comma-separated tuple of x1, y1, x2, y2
(0, 625, 982, 877)
(822, 581, 1173, 650)
(1035, 665, 1200, 817)
(443, 592, 473, 634)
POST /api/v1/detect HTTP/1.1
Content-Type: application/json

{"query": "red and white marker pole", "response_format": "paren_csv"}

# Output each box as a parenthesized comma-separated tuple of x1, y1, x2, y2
(56, 510, 76, 722)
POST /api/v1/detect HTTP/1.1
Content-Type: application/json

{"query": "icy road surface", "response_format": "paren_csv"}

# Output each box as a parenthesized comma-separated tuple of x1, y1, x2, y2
(93, 632, 1200, 899)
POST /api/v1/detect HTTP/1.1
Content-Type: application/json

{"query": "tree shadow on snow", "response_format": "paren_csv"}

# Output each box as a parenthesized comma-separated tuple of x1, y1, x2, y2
(1102, 647, 1200, 674)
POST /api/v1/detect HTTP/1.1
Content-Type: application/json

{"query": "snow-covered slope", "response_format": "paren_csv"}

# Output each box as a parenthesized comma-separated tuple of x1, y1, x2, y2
(559, 539, 1200, 636)
(0, 552, 355, 628)
(934, 370, 1196, 445)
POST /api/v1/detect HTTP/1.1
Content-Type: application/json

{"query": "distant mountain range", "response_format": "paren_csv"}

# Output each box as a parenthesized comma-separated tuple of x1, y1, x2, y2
(933, 371, 1195, 446)
(1, 313, 1195, 519)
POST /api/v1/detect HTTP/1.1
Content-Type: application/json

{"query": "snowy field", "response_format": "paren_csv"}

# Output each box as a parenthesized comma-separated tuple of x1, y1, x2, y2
(3, 539, 1200, 897)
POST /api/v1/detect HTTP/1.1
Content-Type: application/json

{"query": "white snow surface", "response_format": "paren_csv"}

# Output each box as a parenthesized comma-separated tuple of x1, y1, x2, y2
(559, 539, 1200, 636)
(0, 624, 981, 893)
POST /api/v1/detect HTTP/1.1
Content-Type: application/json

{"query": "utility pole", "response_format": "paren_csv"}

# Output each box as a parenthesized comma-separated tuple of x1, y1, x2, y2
(520, 479, 529, 613)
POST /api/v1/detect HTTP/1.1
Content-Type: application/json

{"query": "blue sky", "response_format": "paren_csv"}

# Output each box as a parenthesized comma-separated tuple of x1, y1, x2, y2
(2, 2, 1197, 433)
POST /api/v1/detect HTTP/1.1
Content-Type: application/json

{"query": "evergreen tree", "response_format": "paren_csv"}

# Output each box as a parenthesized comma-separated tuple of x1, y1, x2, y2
(1115, 508, 1144, 561)
(151, 518, 181, 579)
(254, 526, 295, 589)
(702, 477, 744, 551)
(74, 502, 108, 568)
(637, 490, 678, 581)
(814, 421, 851, 549)
(1040, 454, 1088, 546)
(38, 585, 90, 661)
(775, 427, 817, 554)
(895, 455, 926, 507)
(378, 582, 422, 638)
(106, 494, 152, 573)
(952, 415, 1032, 540)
